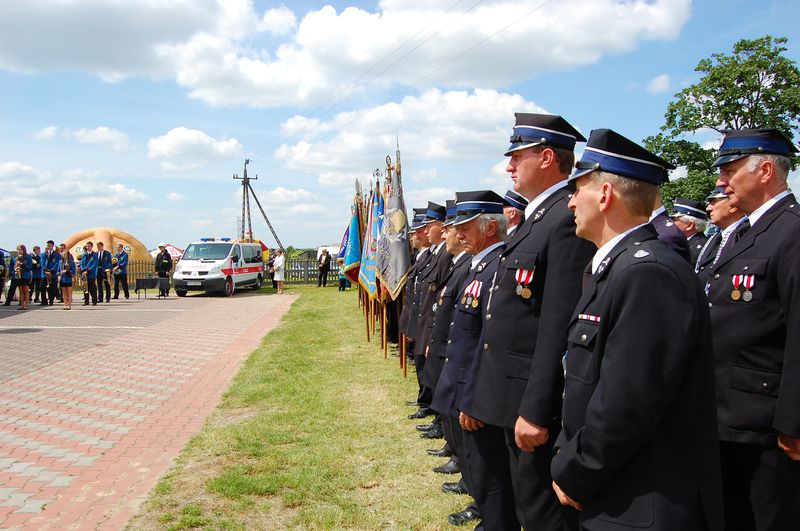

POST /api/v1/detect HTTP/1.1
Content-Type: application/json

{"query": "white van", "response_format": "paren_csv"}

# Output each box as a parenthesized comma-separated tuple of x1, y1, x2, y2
(172, 238, 265, 297)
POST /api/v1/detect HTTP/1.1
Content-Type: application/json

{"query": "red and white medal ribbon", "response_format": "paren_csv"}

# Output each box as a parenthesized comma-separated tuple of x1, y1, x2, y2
(732, 274, 743, 290)
(514, 268, 534, 286)
(470, 281, 482, 299)
(743, 274, 754, 291)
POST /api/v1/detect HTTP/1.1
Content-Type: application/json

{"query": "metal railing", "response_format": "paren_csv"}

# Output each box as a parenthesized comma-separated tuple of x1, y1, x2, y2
(2, 259, 343, 288)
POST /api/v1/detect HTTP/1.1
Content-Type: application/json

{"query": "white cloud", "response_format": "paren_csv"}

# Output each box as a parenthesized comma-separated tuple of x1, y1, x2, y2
(646, 74, 671, 94)
(258, 6, 296, 36)
(167, 192, 187, 202)
(31, 125, 58, 140)
(405, 186, 456, 207)
(276, 88, 544, 184)
(0, 0, 691, 108)
(68, 126, 131, 152)
(148, 126, 242, 172)
(0, 161, 152, 230)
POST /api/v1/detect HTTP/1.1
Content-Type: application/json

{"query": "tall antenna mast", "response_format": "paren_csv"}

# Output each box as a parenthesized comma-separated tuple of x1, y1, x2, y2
(232, 159, 285, 251)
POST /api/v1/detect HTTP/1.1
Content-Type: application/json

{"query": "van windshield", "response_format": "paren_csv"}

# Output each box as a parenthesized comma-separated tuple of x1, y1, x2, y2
(182, 243, 233, 260)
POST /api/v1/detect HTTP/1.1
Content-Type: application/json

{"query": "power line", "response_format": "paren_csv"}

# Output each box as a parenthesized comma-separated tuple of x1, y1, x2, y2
(248, 0, 484, 162)
(251, 0, 554, 175)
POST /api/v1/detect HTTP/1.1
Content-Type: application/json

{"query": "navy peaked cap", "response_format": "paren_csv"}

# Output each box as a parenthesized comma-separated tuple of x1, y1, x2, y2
(712, 128, 798, 167)
(505, 113, 586, 156)
(570, 129, 675, 185)
(443, 199, 457, 227)
(424, 201, 446, 224)
(706, 186, 728, 201)
(502, 189, 528, 210)
(453, 190, 505, 226)
(670, 197, 708, 219)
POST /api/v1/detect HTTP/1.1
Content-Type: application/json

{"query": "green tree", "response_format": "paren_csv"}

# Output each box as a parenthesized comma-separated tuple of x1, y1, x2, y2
(645, 35, 800, 206)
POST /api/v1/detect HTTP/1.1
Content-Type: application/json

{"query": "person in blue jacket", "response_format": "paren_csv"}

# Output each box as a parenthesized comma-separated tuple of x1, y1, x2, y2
(96, 242, 112, 303)
(42, 240, 61, 306)
(30, 245, 43, 303)
(112, 243, 130, 299)
(15, 244, 33, 310)
(0, 249, 6, 304)
(80, 241, 98, 306)
(59, 248, 76, 310)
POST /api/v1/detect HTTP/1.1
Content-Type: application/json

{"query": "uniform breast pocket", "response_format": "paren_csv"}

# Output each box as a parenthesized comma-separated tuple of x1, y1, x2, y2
(565, 321, 600, 385)
(454, 304, 481, 334)
(730, 257, 768, 303)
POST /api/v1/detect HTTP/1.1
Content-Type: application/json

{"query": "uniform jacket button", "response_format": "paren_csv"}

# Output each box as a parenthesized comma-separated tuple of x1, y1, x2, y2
(483, 343, 489, 350)
(580, 334, 587, 341)
(486, 314, 491, 320)
(762, 382, 769, 389)
(714, 273, 720, 279)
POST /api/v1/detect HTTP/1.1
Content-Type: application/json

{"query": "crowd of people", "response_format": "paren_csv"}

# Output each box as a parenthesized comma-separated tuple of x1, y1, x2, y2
(0, 241, 148, 309)
(397, 114, 798, 531)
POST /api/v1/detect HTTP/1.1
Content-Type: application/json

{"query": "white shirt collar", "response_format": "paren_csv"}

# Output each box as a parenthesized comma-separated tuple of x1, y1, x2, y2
(649, 205, 666, 221)
(746, 190, 790, 227)
(592, 223, 649, 274)
(524, 180, 568, 221)
(432, 241, 444, 255)
(453, 250, 467, 263)
(507, 224, 518, 236)
(416, 247, 429, 260)
(471, 242, 505, 270)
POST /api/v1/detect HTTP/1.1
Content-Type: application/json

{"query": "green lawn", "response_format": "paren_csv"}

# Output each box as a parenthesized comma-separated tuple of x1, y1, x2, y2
(128, 285, 465, 530)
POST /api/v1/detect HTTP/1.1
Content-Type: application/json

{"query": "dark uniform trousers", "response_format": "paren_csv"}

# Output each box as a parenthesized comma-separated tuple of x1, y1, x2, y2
(707, 194, 800, 530)
(84, 279, 98, 305)
(433, 245, 518, 530)
(552, 225, 723, 531)
(470, 188, 595, 531)
(114, 274, 130, 299)
(651, 211, 691, 262)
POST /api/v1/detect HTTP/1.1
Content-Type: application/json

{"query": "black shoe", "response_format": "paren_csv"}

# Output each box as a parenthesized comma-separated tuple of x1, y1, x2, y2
(408, 408, 434, 420)
(433, 459, 460, 474)
(441, 481, 468, 495)
(83, 302, 89, 306)
(427, 447, 453, 458)
(420, 425, 444, 439)
(112, 296, 119, 299)
(416, 423, 437, 432)
(2, 302, 10, 306)
(405, 400, 419, 406)
(447, 505, 480, 526)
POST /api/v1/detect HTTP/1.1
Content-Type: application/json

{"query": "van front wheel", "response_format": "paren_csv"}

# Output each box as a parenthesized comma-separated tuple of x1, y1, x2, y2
(252, 274, 263, 290)
(224, 277, 234, 297)
(175, 289, 187, 297)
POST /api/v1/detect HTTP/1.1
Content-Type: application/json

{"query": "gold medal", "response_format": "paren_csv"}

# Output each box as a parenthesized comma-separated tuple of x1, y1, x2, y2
(521, 287, 532, 299)
(471, 298, 479, 308)
(438, 297, 443, 305)
(515, 284, 523, 296)
(742, 290, 753, 302)
(731, 289, 741, 301)
(461, 296, 467, 305)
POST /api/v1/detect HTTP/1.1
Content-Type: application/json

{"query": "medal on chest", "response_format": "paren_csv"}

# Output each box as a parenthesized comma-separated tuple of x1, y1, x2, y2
(514, 267, 534, 300)
(462, 280, 482, 308)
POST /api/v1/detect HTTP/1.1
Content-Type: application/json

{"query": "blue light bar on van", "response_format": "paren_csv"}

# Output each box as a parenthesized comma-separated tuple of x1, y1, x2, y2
(200, 237, 214, 241)
(220, 238, 231, 241)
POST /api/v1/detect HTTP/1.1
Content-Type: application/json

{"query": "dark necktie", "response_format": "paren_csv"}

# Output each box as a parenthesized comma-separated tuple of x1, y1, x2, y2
(733, 218, 751, 245)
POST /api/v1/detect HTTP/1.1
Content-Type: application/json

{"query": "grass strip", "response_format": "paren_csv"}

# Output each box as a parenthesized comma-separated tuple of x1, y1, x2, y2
(128, 285, 465, 530)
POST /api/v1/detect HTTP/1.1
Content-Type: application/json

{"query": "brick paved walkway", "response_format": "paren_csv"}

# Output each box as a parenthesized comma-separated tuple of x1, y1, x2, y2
(0, 292, 297, 530)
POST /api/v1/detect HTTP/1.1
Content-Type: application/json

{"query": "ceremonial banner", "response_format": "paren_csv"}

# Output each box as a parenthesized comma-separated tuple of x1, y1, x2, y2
(337, 226, 349, 261)
(358, 186, 384, 298)
(377, 156, 411, 301)
(343, 196, 362, 282)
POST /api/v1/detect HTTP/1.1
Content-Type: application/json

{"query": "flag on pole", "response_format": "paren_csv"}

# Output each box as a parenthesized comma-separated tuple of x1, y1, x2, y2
(377, 151, 411, 301)
(343, 195, 362, 282)
(358, 183, 384, 299)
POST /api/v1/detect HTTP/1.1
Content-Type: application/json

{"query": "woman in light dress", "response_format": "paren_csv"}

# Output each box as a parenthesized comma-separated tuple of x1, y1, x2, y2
(273, 249, 286, 294)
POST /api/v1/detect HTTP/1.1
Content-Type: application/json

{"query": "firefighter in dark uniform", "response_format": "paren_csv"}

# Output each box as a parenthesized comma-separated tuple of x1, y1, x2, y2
(413, 201, 452, 440)
(407, 203, 445, 420)
(694, 187, 746, 288)
(400, 208, 430, 410)
(154, 243, 173, 297)
(432, 190, 518, 531)
(470, 113, 594, 531)
(551, 129, 723, 531)
(706, 128, 800, 530)
(650, 196, 692, 262)
(502, 189, 528, 238)
(669, 197, 709, 265)
(96, 242, 112, 303)
(423, 201, 476, 525)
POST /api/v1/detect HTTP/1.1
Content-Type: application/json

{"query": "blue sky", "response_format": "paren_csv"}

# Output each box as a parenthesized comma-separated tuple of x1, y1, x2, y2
(1, 0, 798, 251)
